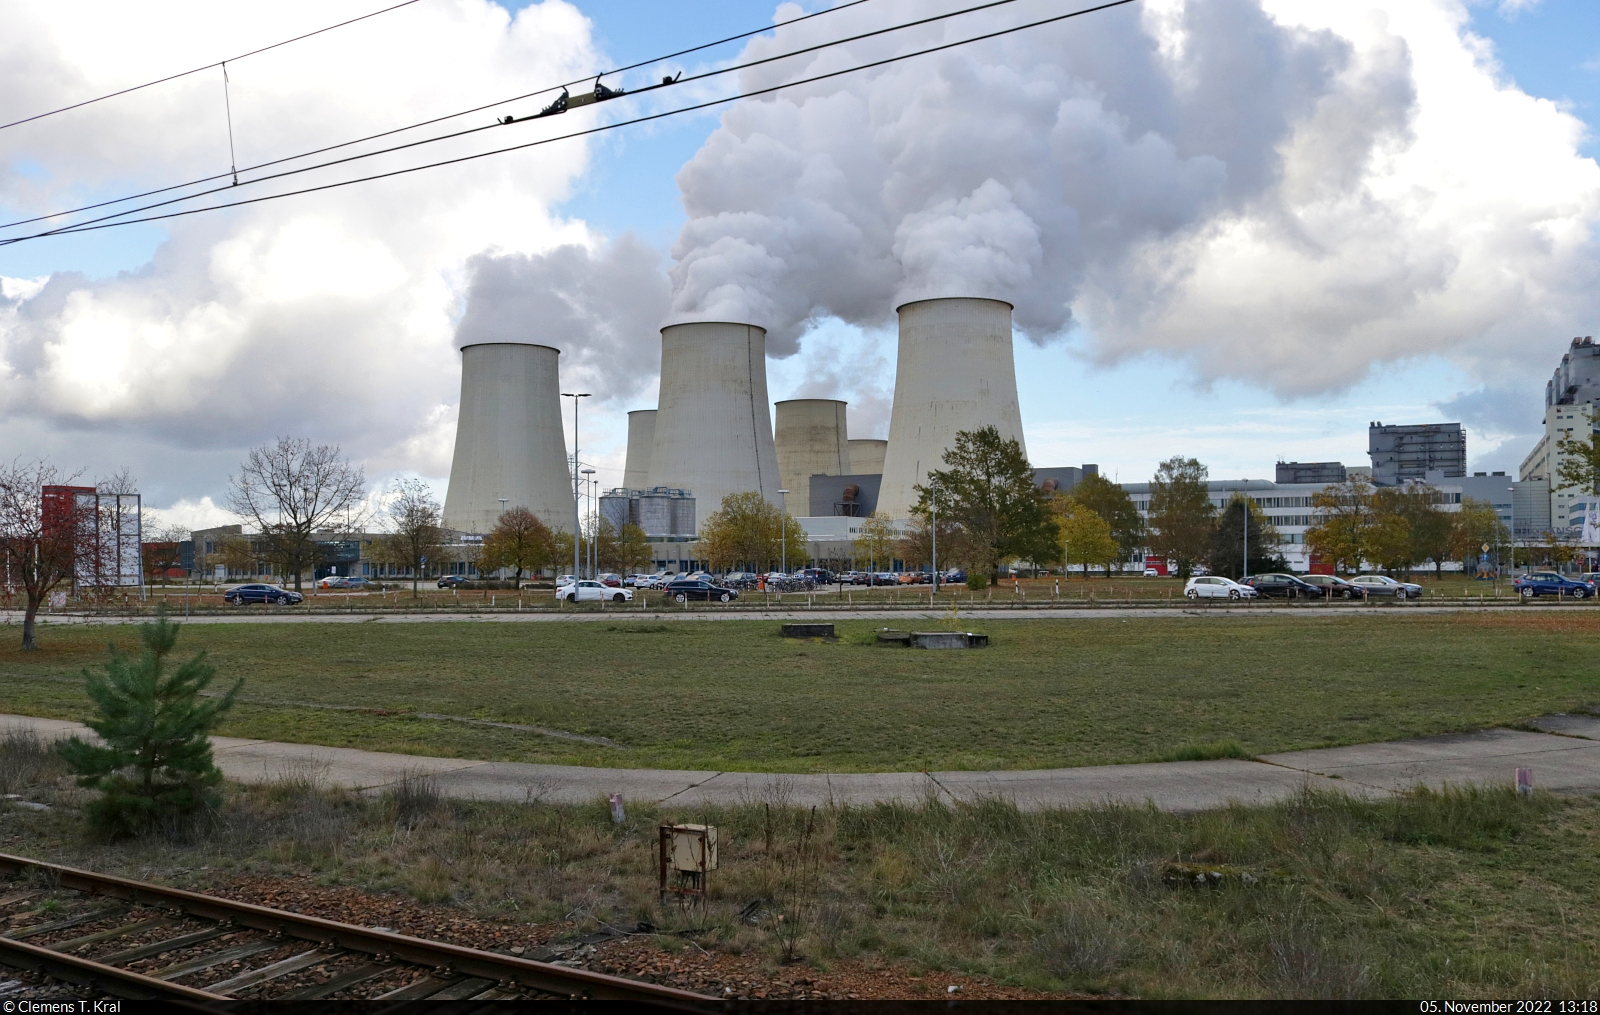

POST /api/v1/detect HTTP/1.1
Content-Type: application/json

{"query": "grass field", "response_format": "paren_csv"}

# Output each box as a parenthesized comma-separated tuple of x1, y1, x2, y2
(3, 731, 1596, 999)
(3, 612, 1598, 772)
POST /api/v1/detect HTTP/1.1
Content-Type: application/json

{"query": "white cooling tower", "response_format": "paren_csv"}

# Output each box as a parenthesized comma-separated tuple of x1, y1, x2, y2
(442, 342, 574, 535)
(622, 409, 657, 491)
(848, 439, 888, 475)
(775, 399, 849, 518)
(876, 298, 1026, 519)
(647, 322, 781, 526)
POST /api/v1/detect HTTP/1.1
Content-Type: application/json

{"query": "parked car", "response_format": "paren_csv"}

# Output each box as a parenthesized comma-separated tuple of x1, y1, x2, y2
(555, 580, 632, 603)
(625, 573, 661, 588)
(797, 567, 835, 584)
(1183, 576, 1259, 600)
(1299, 574, 1360, 599)
(897, 571, 930, 585)
(436, 575, 466, 588)
(1241, 573, 1324, 599)
(1348, 574, 1425, 599)
(317, 575, 353, 589)
(224, 584, 303, 606)
(1143, 567, 1161, 577)
(597, 573, 624, 587)
(1513, 571, 1595, 599)
(942, 570, 967, 584)
(664, 579, 739, 603)
(873, 572, 899, 586)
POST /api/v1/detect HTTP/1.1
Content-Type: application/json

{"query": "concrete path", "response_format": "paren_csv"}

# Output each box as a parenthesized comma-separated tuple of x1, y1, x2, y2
(0, 601, 1550, 628)
(9, 712, 1599, 813)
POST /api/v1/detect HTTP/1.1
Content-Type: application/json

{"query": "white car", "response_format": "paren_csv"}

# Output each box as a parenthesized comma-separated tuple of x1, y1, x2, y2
(1143, 568, 1161, 577)
(556, 580, 633, 603)
(1184, 576, 1259, 600)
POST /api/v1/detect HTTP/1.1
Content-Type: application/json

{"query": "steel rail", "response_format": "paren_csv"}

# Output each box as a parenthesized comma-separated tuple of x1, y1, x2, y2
(0, 933, 225, 1001)
(0, 852, 713, 1006)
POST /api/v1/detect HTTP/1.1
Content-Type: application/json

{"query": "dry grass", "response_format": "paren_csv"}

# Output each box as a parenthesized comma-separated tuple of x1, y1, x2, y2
(2, 760, 1597, 999)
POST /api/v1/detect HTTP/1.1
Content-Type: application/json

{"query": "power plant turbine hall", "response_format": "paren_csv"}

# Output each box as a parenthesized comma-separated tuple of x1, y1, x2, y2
(774, 399, 849, 519)
(441, 342, 574, 535)
(876, 298, 1026, 519)
(647, 322, 781, 527)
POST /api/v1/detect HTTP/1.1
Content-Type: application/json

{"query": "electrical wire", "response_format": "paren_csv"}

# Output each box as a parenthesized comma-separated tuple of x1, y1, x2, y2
(0, 0, 1136, 246)
(0, 0, 881, 232)
(0, 0, 429, 133)
(7, 0, 1066, 241)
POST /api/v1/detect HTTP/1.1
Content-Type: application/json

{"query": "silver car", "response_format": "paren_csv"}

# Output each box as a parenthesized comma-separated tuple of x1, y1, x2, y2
(1347, 575, 1423, 599)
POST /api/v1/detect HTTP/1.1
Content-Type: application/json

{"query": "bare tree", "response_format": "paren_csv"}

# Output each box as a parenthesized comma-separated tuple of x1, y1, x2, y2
(228, 438, 365, 591)
(95, 467, 138, 495)
(0, 458, 86, 650)
(379, 479, 445, 597)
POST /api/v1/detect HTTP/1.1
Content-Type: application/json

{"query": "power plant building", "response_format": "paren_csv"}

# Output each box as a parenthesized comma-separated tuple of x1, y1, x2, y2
(1368, 422, 1466, 486)
(622, 409, 656, 491)
(775, 399, 849, 518)
(1276, 461, 1347, 485)
(647, 322, 782, 526)
(442, 342, 574, 535)
(848, 439, 887, 475)
(876, 298, 1026, 519)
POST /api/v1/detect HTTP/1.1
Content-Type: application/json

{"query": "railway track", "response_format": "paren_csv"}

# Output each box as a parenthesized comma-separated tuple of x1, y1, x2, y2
(0, 853, 713, 1005)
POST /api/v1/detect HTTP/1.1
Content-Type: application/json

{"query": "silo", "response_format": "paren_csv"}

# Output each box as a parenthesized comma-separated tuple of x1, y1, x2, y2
(442, 342, 573, 535)
(622, 409, 656, 490)
(775, 399, 849, 519)
(647, 322, 781, 527)
(848, 439, 888, 475)
(875, 298, 1026, 519)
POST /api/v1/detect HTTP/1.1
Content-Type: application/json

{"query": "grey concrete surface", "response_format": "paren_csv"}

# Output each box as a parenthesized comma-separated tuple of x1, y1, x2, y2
(1527, 713, 1600, 740)
(8, 714, 1597, 813)
(1260, 728, 1600, 794)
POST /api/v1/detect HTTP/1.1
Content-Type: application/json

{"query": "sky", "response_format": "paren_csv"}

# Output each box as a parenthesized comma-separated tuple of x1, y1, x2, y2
(2, 0, 1598, 531)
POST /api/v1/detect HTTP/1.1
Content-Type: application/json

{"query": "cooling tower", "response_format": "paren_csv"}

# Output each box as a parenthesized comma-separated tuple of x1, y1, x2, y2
(876, 298, 1026, 519)
(442, 342, 574, 535)
(622, 409, 657, 491)
(647, 322, 781, 526)
(775, 399, 849, 518)
(848, 439, 888, 475)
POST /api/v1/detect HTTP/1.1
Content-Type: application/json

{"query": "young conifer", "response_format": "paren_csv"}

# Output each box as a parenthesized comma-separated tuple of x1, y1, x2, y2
(57, 616, 241, 834)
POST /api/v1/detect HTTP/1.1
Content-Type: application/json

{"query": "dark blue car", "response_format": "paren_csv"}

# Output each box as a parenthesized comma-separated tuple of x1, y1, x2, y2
(224, 584, 304, 606)
(1513, 572, 1595, 599)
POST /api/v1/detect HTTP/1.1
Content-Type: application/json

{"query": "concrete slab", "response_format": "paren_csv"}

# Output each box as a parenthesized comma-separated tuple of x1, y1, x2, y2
(1260, 728, 1600, 794)
(424, 762, 719, 806)
(1527, 713, 1600, 740)
(662, 771, 947, 810)
(930, 760, 1381, 812)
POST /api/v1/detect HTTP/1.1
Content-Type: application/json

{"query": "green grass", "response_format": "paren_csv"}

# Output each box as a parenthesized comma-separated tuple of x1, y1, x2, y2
(4, 731, 1597, 999)
(3, 612, 1598, 772)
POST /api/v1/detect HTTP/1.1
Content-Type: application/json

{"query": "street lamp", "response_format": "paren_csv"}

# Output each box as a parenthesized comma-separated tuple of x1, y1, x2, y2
(931, 480, 939, 593)
(778, 489, 789, 575)
(1242, 494, 1250, 581)
(562, 392, 590, 586)
(583, 468, 597, 579)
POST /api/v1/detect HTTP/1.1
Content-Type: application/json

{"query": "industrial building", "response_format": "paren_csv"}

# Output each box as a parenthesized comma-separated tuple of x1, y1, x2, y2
(622, 410, 656, 491)
(441, 341, 575, 535)
(848, 439, 887, 475)
(1546, 336, 1600, 409)
(876, 298, 1027, 519)
(774, 399, 850, 518)
(1369, 422, 1466, 485)
(1276, 461, 1346, 485)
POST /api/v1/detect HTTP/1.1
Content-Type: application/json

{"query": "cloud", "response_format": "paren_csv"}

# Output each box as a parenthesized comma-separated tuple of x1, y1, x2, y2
(666, 0, 1600, 404)
(0, 0, 603, 505)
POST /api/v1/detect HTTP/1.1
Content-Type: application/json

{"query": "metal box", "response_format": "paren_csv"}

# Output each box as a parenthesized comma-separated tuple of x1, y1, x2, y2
(668, 824, 718, 872)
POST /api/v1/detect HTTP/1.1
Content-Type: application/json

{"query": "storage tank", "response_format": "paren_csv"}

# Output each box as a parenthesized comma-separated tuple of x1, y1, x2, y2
(442, 342, 574, 535)
(647, 322, 782, 527)
(622, 409, 657, 491)
(774, 399, 849, 518)
(848, 439, 888, 476)
(876, 298, 1026, 519)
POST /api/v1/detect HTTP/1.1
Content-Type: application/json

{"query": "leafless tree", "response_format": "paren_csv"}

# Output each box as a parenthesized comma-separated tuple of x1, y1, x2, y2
(378, 479, 445, 597)
(0, 458, 86, 650)
(228, 438, 365, 591)
(95, 467, 138, 495)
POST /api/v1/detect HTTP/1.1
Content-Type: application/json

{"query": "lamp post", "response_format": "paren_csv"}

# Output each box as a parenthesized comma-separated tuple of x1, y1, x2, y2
(562, 392, 590, 586)
(1242, 494, 1249, 581)
(931, 480, 939, 593)
(583, 468, 597, 578)
(778, 489, 789, 576)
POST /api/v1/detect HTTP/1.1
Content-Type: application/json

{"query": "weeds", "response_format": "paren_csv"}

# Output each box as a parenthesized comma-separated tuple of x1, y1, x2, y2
(1159, 739, 1251, 762)
(0, 728, 67, 795)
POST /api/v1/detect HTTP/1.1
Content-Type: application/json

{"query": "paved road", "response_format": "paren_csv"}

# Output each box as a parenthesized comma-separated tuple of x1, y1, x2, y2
(8, 712, 1597, 813)
(1, 601, 1544, 627)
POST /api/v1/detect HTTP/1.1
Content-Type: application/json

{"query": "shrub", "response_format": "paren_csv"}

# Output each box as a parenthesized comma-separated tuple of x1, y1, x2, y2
(57, 616, 241, 835)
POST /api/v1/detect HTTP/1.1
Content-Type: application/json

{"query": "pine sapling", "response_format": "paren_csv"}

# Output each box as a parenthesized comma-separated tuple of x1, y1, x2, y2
(57, 616, 241, 835)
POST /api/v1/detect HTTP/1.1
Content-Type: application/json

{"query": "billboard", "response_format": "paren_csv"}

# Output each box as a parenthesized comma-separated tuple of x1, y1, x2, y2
(44, 486, 143, 588)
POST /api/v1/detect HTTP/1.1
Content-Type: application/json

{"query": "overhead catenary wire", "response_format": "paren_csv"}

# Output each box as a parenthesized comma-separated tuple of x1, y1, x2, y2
(0, 0, 882, 232)
(6, 0, 1087, 243)
(0, 0, 1137, 246)
(0, 0, 428, 133)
